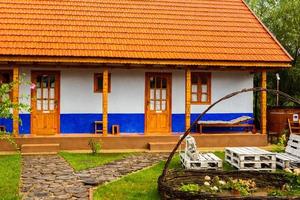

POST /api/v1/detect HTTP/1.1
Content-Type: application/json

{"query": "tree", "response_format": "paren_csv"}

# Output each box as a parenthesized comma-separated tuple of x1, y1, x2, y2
(0, 77, 30, 144)
(246, 0, 300, 105)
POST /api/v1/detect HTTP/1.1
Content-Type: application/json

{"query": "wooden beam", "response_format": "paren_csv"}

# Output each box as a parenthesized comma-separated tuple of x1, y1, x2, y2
(12, 65, 19, 136)
(0, 55, 292, 68)
(185, 69, 191, 131)
(260, 70, 267, 135)
(102, 68, 108, 136)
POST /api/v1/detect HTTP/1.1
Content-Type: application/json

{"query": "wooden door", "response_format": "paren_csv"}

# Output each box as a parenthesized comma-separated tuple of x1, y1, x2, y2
(31, 71, 60, 135)
(145, 73, 171, 134)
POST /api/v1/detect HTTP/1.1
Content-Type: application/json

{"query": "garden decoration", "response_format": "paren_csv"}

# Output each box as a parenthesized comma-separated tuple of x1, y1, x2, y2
(158, 87, 300, 199)
(179, 135, 222, 170)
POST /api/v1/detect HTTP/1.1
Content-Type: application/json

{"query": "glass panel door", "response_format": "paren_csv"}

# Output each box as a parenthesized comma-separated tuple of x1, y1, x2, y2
(149, 75, 168, 112)
(36, 74, 56, 112)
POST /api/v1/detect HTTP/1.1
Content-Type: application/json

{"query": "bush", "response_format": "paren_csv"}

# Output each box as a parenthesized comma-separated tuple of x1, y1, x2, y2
(179, 184, 200, 193)
(0, 76, 30, 146)
(88, 139, 101, 155)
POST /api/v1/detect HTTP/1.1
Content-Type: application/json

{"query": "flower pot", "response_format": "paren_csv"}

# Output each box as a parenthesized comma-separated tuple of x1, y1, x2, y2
(231, 190, 240, 196)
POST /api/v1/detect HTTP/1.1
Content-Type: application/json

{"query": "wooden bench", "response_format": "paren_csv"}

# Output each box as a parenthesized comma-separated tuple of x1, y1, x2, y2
(112, 124, 120, 135)
(225, 147, 276, 172)
(197, 116, 256, 134)
(0, 125, 6, 132)
(180, 135, 222, 170)
(276, 134, 300, 169)
(94, 121, 103, 134)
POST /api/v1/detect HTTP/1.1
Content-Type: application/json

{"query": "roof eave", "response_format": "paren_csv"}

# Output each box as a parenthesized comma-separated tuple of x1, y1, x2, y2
(0, 55, 292, 69)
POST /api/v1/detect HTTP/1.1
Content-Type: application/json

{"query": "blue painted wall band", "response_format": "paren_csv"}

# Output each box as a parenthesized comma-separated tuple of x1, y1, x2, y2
(0, 113, 253, 134)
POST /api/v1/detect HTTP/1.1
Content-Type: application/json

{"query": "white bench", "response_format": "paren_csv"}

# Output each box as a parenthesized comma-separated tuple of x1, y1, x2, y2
(276, 134, 300, 169)
(179, 135, 222, 170)
(225, 147, 276, 172)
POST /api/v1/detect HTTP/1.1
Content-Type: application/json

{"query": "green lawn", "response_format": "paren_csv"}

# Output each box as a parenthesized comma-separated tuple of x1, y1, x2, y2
(214, 151, 235, 171)
(59, 152, 136, 171)
(93, 152, 236, 200)
(0, 154, 21, 200)
(93, 156, 181, 200)
(94, 151, 300, 200)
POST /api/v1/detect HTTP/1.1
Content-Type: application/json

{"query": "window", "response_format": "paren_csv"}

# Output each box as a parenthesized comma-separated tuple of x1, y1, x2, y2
(191, 72, 211, 104)
(0, 71, 12, 101)
(94, 73, 111, 93)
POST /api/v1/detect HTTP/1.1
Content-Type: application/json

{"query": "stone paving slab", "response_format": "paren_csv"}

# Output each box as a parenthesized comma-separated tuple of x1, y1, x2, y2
(76, 153, 169, 186)
(21, 155, 90, 200)
(21, 153, 169, 199)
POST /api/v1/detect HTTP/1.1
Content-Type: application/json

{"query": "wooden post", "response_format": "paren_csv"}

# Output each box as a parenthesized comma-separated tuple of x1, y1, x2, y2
(12, 66, 19, 136)
(185, 69, 191, 131)
(102, 68, 108, 136)
(260, 70, 267, 135)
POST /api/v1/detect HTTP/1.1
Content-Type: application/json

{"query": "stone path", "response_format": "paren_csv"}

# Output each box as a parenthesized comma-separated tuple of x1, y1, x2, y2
(21, 155, 90, 200)
(21, 153, 169, 200)
(75, 153, 169, 186)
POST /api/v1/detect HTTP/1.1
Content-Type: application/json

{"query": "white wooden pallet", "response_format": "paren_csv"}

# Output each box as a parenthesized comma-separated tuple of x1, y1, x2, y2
(276, 134, 300, 169)
(225, 147, 276, 172)
(276, 153, 300, 169)
(180, 152, 222, 170)
(286, 134, 300, 155)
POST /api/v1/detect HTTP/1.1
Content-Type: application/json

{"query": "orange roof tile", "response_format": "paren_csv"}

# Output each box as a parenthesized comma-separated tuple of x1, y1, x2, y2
(0, 0, 293, 66)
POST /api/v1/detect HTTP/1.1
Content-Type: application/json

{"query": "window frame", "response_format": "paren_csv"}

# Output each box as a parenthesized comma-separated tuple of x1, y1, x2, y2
(0, 70, 13, 101)
(94, 73, 111, 93)
(190, 72, 211, 105)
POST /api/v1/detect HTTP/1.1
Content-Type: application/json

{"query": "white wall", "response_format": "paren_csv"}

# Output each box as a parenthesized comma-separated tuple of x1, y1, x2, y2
(61, 69, 103, 113)
(19, 68, 31, 114)
(18, 68, 253, 114)
(172, 70, 185, 113)
(191, 72, 253, 113)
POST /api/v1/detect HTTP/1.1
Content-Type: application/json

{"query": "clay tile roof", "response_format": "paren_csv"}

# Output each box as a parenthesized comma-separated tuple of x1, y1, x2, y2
(0, 0, 293, 66)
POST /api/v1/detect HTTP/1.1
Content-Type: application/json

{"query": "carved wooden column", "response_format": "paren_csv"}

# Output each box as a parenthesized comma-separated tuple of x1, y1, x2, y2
(102, 68, 108, 136)
(12, 65, 19, 136)
(185, 69, 191, 131)
(260, 70, 267, 135)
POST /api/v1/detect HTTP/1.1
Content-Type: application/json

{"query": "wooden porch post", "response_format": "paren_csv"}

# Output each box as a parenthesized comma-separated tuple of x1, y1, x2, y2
(185, 69, 191, 130)
(260, 70, 267, 135)
(102, 68, 108, 136)
(12, 65, 19, 136)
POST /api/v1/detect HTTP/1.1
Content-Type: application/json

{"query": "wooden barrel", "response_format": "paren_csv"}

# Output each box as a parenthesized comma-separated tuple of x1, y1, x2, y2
(267, 106, 300, 133)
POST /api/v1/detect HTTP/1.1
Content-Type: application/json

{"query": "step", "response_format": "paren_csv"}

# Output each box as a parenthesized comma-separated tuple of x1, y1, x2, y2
(21, 143, 60, 155)
(148, 142, 184, 151)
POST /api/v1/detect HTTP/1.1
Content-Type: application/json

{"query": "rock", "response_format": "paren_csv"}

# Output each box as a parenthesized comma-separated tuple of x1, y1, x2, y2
(82, 178, 99, 186)
(33, 191, 48, 197)
(204, 175, 211, 181)
(284, 168, 293, 173)
(56, 194, 72, 199)
(293, 168, 300, 176)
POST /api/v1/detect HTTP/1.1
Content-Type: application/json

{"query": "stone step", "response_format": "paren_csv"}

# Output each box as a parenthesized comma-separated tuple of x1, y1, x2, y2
(21, 143, 60, 155)
(148, 142, 184, 151)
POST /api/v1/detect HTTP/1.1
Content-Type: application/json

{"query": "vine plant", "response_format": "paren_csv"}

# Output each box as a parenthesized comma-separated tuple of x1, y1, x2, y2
(0, 75, 30, 147)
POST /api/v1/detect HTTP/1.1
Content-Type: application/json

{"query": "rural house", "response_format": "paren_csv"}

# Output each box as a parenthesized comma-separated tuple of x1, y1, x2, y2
(0, 0, 293, 151)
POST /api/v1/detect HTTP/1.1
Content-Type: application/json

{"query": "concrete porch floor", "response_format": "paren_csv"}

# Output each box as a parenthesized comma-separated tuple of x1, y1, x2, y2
(0, 132, 267, 152)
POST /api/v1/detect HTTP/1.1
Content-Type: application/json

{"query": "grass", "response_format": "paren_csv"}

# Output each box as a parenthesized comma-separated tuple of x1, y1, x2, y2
(0, 154, 21, 200)
(59, 152, 136, 171)
(93, 155, 181, 200)
(214, 151, 235, 171)
(93, 152, 234, 200)
(93, 151, 300, 199)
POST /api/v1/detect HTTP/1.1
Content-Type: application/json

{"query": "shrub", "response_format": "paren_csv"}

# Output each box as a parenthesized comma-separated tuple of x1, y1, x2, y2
(0, 76, 30, 146)
(88, 139, 101, 155)
(179, 184, 200, 193)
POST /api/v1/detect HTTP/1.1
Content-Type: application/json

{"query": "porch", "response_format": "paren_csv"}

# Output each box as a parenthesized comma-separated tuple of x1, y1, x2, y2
(0, 133, 267, 153)
(0, 65, 267, 137)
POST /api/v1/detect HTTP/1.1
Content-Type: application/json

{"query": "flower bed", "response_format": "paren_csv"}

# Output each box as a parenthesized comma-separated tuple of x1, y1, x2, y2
(158, 170, 300, 200)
